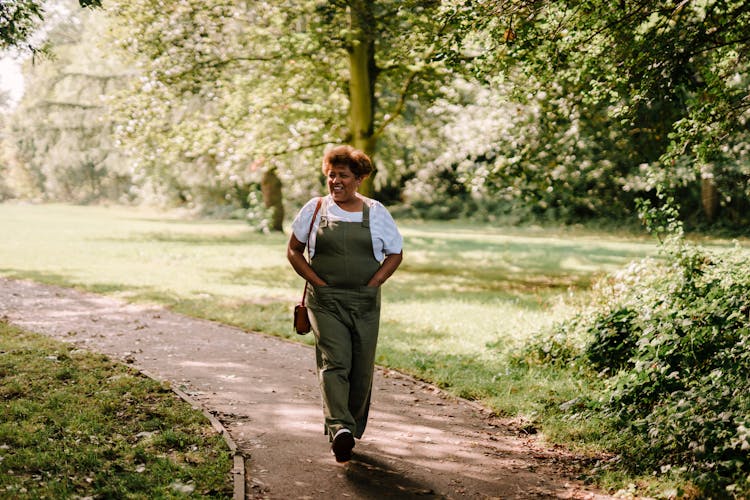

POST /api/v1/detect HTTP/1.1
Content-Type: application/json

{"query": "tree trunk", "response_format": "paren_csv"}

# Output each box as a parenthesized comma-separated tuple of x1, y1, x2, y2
(701, 177, 719, 223)
(348, 1, 377, 197)
(261, 167, 284, 232)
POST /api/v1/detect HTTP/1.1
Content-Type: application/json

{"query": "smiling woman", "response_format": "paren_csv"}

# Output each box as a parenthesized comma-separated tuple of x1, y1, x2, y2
(287, 145, 403, 463)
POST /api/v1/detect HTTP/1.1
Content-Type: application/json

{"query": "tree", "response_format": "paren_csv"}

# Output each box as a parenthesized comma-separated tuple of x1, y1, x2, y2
(476, 0, 750, 225)
(398, 72, 649, 223)
(4, 0, 134, 203)
(0, 87, 14, 200)
(1, 0, 100, 51)
(103, 0, 477, 220)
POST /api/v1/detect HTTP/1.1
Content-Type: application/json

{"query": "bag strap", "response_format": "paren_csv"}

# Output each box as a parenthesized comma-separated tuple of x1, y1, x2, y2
(301, 197, 322, 304)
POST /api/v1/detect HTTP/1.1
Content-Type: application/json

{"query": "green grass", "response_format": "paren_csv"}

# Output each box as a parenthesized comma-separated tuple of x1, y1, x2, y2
(0, 321, 233, 499)
(7, 203, 750, 496)
(0, 203, 658, 423)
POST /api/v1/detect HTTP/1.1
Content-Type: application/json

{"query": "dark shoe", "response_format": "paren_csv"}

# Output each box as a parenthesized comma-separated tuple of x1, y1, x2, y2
(331, 429, 355, 463)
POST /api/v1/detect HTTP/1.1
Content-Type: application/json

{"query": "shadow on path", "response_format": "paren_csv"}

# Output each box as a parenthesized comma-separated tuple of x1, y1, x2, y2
(346, 453, 441, 499)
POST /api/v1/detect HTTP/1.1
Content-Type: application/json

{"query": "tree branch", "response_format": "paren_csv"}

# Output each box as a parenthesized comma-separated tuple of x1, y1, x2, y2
(373, 69, 420, 138)
(372, 10, 459, 138)
(61, 71, 136, 80)
(161, 54, 280, 82)
(686, 34, 750, 59)
(374, 6, 399, 21)
(578, 0, 659, 47)
(264, 139, 335, 158)
(38, 101, 103, 110)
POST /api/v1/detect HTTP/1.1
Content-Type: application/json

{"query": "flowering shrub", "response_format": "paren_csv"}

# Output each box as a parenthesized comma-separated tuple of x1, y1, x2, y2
(526, 242, 750, 496)
(244, 186, 273, 234)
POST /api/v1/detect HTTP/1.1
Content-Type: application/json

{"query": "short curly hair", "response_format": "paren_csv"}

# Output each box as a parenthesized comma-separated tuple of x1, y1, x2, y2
(321, 145, 373, 179)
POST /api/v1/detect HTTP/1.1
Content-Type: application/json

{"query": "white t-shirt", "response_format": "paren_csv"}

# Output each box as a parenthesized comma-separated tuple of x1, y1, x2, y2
(292, 195, 403, 262)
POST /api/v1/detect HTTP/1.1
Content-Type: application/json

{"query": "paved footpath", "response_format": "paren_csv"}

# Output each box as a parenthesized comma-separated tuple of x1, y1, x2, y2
(0, 278, 615, 499)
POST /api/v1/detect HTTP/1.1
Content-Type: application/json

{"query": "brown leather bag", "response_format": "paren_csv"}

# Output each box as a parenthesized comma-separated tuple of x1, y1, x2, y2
(294, 303, 311, 335)
(294, 198, 322, 335)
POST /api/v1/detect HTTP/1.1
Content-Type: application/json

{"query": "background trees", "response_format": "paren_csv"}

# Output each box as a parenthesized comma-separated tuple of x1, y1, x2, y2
(102, 0, 482, 227)
(1, 0, 749, 231)
(482, 0, 750, 225)
(2, 0, 133, 203)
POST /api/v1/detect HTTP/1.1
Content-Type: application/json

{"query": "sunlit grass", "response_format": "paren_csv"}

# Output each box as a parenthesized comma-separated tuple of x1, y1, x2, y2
(1, 203, 658, 418)
(8, 203, 750, 496)
(0, 321, 232, 498)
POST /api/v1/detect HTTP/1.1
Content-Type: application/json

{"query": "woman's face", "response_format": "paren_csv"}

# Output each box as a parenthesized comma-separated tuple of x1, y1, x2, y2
(326, 164, 360, 205)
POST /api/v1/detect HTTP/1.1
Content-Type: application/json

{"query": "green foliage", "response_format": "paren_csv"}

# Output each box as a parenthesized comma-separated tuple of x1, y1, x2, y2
(5, 0, 750, 231)
(0, 0, 100, 50)
(244, 185, 274, 233)
(483, 0, 750, 227)
(583, 307, 640, 374)
(0, 1, 45, 50)
(636, 187, 684, 243)
(509, 320, 584, 370)
(533, 241, 750, 496)
(401, 76, 644, 223)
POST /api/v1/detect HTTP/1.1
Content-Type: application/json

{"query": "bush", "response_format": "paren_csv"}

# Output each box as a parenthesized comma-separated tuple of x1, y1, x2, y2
(528, 242, 750, 497)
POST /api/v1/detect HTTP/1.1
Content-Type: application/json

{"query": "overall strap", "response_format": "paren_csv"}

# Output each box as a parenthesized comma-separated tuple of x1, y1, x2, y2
(301, 197, 322, 304)
(361, 201, 370, 228)
(305, 197, 323, 258)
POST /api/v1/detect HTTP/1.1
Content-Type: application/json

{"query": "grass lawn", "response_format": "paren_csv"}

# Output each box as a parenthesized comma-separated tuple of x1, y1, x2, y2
(6, 202, 750, 497)
(0, 202, 657, 422)
(0, 321, 233, 498)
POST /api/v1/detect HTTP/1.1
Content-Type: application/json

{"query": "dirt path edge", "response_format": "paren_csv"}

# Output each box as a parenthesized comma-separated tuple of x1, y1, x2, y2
(0, 277, 616, 500)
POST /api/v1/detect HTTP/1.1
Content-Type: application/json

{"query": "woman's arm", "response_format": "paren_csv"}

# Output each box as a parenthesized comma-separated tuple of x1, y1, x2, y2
(287, 234, 328, 287)
(367, 251, 403, 287)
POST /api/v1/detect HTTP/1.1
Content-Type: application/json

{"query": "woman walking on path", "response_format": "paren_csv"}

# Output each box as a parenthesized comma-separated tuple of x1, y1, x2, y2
(287, 145, 403, 463)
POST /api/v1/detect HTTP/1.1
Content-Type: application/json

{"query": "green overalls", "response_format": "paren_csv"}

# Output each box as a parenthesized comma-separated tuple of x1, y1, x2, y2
(306, 201, 382, 441)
